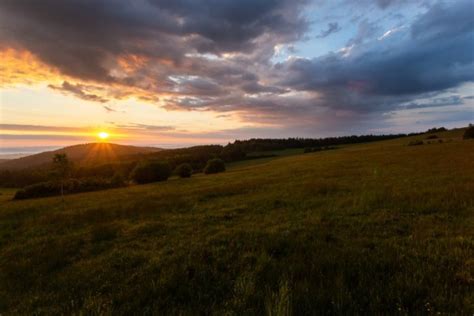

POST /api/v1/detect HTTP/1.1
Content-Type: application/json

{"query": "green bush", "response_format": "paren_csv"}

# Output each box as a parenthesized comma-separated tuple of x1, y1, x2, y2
(175, 163, 193, 178)
(204, 158, 226, 174)
(111, 172, 126, 186)
(14, 182, 58, 200)
(463, 126, 474, 139)
(131, 161, 171, 184)
(14, 177, 125, 200)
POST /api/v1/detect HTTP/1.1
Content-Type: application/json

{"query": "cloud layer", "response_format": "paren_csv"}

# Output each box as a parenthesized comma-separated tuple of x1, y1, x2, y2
(0, 0, 473, 136)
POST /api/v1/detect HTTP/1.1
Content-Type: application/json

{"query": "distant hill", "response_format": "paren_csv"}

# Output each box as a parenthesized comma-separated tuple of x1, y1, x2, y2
(0, 143, 162, 170)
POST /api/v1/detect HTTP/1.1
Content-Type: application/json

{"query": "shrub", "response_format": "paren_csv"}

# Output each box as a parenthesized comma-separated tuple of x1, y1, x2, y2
(204, 158, 226, 174)
(111, 172, 126, 186)
(426, 127, 447, 133)
(408, 140, 423, 146)
(13, 177, 125, 200)
(14, 182, 58, 200)
(131, 160, 171, 184)
(463, 126, 474, 139)
(426, 134, 438, 139)
(175, 163, 193, 178)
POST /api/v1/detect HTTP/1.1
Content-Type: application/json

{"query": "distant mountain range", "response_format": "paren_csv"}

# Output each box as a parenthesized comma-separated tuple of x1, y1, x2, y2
(0, 143, 162, 170)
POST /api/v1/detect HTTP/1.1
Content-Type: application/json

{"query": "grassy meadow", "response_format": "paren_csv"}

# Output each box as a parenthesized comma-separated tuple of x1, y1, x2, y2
(1, 130, 473, 314)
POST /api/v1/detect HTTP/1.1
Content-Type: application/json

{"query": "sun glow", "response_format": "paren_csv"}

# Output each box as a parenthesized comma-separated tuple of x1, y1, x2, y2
(98, 131, 110, 140)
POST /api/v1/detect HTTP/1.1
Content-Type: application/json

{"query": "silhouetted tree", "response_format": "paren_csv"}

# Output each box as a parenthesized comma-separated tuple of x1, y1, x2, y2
(52, 153, 71, 201)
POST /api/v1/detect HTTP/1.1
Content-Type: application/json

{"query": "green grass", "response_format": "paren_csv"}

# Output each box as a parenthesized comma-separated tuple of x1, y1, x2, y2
(1, 131, 473, 314)
(227, 148, 305, 169)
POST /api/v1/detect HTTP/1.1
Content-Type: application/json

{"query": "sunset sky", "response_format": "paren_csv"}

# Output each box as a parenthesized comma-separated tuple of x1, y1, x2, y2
(0, 0, 473, 151)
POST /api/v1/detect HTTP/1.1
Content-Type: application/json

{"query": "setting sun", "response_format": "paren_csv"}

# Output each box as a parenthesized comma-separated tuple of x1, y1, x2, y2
(98, 132, 109, 140)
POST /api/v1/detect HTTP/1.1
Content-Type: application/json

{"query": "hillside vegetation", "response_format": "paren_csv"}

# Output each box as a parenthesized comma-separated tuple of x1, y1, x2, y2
(0, 130, 473, 314)
(0, 133, 410, 188)
(0, 143, 161, 171)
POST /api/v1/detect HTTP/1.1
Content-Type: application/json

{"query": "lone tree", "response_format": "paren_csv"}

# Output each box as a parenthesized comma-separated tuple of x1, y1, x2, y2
(52, 153, 71, 201)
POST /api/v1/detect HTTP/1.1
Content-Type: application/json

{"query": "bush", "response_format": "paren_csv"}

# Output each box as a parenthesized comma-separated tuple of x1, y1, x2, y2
(111, 172, 126, 186)
(426, 127, 447, 133)
(131, 161, 171, 184)
(175, 163, 193, 178)
(13, 177, 125, 200)
(463, 126, 474, 139)
(408, 140, 424, 146)
(14, 182, 58, 200)
(203, 158, 226, 174)
(426, 134, 438, 139)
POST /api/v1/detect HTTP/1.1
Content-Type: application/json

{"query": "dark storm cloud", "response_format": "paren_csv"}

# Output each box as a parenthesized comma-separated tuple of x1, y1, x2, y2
(0, 0, 308, 82)
(278, 0, 474, 113)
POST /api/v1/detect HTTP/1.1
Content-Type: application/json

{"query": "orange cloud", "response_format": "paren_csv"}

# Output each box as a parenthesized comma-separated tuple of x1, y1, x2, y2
(0, 48, 170, 104)
(0, 49, 63, 86)
(116, 54, 150, 73)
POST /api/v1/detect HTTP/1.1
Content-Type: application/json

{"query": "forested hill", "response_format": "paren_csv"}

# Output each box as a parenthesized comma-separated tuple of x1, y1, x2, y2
(0, 143, 161, 170)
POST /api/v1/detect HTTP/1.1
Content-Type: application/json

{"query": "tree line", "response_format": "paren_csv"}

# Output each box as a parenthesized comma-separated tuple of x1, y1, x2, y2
(1, 132, 416, 192)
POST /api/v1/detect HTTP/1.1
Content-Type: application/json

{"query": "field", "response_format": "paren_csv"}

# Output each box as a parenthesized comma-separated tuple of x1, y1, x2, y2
(1, 130, 473, 314)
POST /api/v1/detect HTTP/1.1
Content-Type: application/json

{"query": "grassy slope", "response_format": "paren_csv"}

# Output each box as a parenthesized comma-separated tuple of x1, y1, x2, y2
(1, 131, 473, 314)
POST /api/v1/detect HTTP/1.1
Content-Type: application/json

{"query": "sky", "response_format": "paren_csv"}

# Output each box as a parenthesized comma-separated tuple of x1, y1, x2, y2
(0, 0, 473, 150)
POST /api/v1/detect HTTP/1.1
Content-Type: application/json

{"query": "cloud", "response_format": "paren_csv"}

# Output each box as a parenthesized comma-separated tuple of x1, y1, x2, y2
(0, 0, 472, 136)
(0, 0, 308, 82)
(48, 81, 109, 103)
(399, 95, 465, 110)
(0, 124, 85, 132)
(316, 22, 341, 38)
(112, 123, 176, 131)
(277, 0, 474, 114)
(351, 0, 416, 10)
(348, 19, 381, 45)
(374, 0, 407, 9)
(102, 105, 127, 113)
